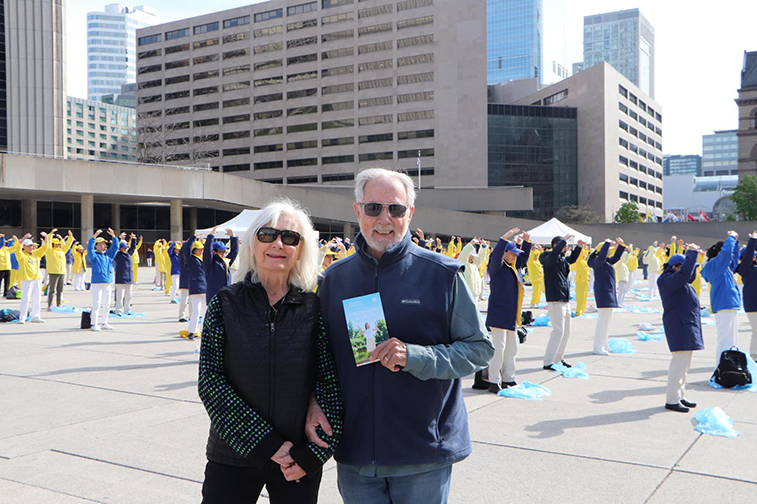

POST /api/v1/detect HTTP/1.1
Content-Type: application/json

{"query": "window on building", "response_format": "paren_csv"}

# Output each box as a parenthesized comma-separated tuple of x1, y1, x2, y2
(359, 96, 393, 108)
(288, 2, 317, 15)
(322, 137, 354, 147)
(224, 15, 251, 29)
(166, 28, 189, 40)
(255, 9, 283, 23)
(194, 22, 219, 35)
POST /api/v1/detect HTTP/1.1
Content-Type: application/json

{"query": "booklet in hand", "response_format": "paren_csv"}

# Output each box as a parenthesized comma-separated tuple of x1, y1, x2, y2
(342, 292, 389, 366)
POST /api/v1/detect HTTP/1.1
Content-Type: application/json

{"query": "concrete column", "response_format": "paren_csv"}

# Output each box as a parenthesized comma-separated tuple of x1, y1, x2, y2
(22, 199, 37, 238)
(342, 222, 353, 240)
(81, 194, 94, 240)
(189, 207, 198, 239)
(170, 199, 183, 241)
(112, 204, 121, 232)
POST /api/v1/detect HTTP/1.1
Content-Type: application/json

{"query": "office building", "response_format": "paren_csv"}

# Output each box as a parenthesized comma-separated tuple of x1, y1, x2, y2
(663, 154, 701, 177)
(493, 61, 664, 221)
(702, 130, 738, 177)
(88, 4, 158, 102)
(582, 8, 654, 98)
(2, 0, 66, 157)
(102, 82, 138, 108)
(663, 174, 737, 219)
(572, 62, 583, 76)
(488, 103, 577, 219)
(135, 0, 487, 188)
(66, 96, 137, 162)
(737, 50, 757, 178)
(487, 0, 567, 85)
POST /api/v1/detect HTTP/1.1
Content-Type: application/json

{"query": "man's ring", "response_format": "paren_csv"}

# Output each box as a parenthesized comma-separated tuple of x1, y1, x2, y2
(384, 356, 389, 362)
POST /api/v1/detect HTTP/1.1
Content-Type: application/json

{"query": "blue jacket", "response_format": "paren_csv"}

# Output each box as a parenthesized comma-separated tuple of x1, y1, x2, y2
(540, 240, 582, 302)
(486, 238, 531, 330)
(87, 237, 120, 284)
(658, 249, 704, 352)
(178, 244, 190, 290)
(65, 247, 74, 265)
(319, 231, 473, 467)
(203, 233, 239, 304)
(702, 236, 741, 313)
(114, 241, 137, 284)
(182, 236, 207, 295)
(738, 237, 757, 313)
(168, 243, 181, 276)
(11, 251, 19, 270)
(588, 242, 625, 308)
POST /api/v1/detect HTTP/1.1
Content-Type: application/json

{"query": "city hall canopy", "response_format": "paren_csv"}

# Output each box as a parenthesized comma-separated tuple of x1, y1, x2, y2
(195, 209, 261, 239)
(526, 218, 592, 246)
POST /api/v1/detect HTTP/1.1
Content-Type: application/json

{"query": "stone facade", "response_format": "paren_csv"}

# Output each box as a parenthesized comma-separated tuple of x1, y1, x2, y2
(736, 50, 757, 178)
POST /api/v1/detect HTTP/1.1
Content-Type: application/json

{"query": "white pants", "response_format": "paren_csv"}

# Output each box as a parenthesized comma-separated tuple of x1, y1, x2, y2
(115, 284, 133, 314)
(66, 263, 73, 284)
(169, 274, 180, 300)
(666, 351, 693, 404)
(617, 281, 630, 306)
(188, 294, 206, 335)
(19, 279, 42, 320)
(487, 328, 518, 384)
(588, 269, 595, 292)
(179, 288, 191, 319)
(74, 272, 86, 291)
(746, 312, 757, 361)
(544, 302, 571, 366)
(593, 308, 614, 352)
(648, 271, 659, 298)
(147, 258, 153, 267)
(91, 283, 112, 328)
(629, 270, 637, 286)
(714, 309, 738, 364)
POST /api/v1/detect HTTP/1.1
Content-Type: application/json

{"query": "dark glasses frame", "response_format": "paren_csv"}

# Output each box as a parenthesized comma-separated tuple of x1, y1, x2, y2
(359, 202, 409, 218)
(256, 227, 302, 246)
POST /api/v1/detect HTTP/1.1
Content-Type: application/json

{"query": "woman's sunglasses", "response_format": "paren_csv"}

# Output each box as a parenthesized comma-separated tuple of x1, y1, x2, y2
(256, 227, 301, 246)
(359, 202, 409, 218)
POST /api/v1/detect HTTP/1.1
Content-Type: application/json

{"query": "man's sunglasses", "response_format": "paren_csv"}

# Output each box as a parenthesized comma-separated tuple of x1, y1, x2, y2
(359, 202, 409, 218)
(256, 227, 301, 246)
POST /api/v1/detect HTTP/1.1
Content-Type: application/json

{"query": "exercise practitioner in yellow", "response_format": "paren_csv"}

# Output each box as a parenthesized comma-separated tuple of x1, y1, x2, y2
(527, 245, 544, 306)
(154, 239, 167, 289)
(12, 232, 49, 323)
(130, 235, 143, 284)
(73, 244, 87, 291)
(0, 234, 12, 297)
(573, 247, 591, 316)
(44, 229, 74, 310)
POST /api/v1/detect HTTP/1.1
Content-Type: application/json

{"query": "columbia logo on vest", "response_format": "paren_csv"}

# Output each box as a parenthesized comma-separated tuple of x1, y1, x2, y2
(401, 299, 420, 305)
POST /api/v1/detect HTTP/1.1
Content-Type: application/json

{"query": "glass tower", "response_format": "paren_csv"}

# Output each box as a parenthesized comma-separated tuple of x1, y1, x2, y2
(702, 131, 739, 177)
(582, 9, 654, 98)
(487, 0, 567, 85)
(663, 155, 701, 177)
(87, 4, 158, 101)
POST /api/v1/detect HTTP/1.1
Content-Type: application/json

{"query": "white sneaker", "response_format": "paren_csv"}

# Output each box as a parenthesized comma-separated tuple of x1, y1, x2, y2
(593, 348, 609, 356)
(30, 316, 46, 323)
(17, 319, 25, 325)
(91, 326, 101, 332)
(102, 324, 114, 330)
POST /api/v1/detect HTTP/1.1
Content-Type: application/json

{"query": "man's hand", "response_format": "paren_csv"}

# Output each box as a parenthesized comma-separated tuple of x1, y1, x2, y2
(305, 397, 332, 449)
(281, 463, 306, 482)
(371, 337, 408, 372)
(502, 227, 520, 240)
(416, 228, 424, 240)
(727, 230, 739, 239)
(225, 228, 234, 237)
(563, 234, 574, 242)
(616, 237, 625, 246)
(68, 230, 74, 238)
(106, 228, 115, 237)
(576, 239, 586, 248)
(750, 231, 757, 240)
(521, 231, 530, 242)
(270, 441, 294, 467)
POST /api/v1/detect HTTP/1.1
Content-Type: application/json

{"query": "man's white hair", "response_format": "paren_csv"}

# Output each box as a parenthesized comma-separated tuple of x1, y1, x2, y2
(354, 168, 416, 207)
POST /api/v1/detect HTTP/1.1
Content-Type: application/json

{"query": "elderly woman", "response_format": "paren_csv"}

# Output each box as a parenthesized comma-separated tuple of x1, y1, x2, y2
(588, 238, 626, 355)
(198, 199, 343, 504)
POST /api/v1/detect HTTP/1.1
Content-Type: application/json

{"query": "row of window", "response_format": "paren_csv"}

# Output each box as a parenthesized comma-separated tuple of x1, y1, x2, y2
(618, 191, 662, 209)
(618, 155, 663, 179)
(619, 84, 661, 122)
(618, 173, 662, 194)
(618, 136, 662, 164)
(618, 100, 662, 138)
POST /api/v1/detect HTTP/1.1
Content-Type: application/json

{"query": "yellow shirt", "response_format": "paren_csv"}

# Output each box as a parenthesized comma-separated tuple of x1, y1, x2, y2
(13, 241, 49, 281)
(155, 242, 167, 273)
(131, 237, 143, 268)
(527, 250, 543, 281)
(573, 248, 591, 282)
(0, 243, 11, 270)
(73, 248, 87, 274)
(44, 235, 74, 275)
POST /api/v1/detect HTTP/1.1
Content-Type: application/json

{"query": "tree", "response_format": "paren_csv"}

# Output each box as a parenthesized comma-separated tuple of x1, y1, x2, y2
(731, 175, 757, 221)
(615, 201, 640, 223)
(555, 205, 604, 224)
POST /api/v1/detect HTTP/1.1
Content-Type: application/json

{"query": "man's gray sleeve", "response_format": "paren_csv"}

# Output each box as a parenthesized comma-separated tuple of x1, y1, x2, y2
(402, 271, 495, 381)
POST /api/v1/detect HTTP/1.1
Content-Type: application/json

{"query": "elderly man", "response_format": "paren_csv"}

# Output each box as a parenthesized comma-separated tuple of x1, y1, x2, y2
(313, 168, 494, 504)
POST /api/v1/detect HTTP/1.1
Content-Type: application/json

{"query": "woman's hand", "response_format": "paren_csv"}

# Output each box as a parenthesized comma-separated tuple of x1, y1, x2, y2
(270, 441, 294, 467)
(305, 397, 332, 448)
(281, 462, 306, 482)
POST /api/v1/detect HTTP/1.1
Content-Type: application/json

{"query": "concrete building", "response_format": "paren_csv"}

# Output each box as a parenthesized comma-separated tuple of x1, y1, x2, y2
(663, 154, 701, 177)
(736, 50, 757, 178)
(135, 0, 487, 190)
(87, 3, 158, 102)
(2, 0, 66, 157)
(702, 130, 738, 177)
(102, 82, 138, 108)
(487, 0, 567, 86)
(663, 174, 737, 220)
(494, 62, 664, 221)
(582, 8, 654, 98)
(65, 96, 137, 162)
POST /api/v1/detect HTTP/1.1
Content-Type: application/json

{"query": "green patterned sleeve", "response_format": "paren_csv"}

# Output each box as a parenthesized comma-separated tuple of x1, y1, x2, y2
(197, 297, 286, 463)
(290, 315, 344, 474)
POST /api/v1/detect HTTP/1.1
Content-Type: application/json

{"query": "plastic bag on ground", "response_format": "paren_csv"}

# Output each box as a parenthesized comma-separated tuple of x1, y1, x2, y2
(636, 295, 652, 302)
(637, 331, 663, 342)
(694, 407, 740, 438)
(573, 313, 598, 319)
(701, 319, 716, 326)
(608, 338, 636, 353)
(112, 312, 146, 318)
(709, 353, 757, 392)
(497, 382, 552, 401)
(51, 306, 82, 313)
(638, 323, 655, 331)
(701, 307, 712, 318)
(532, 313, 551, 326)
(553, 361, 590, 379)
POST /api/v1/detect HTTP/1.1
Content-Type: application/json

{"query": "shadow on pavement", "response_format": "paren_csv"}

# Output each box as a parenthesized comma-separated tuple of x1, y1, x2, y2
(524, 406, 664, 438)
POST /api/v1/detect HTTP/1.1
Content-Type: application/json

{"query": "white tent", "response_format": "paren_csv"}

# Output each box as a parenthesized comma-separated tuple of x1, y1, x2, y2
(195, 209, 261, 239)
(526, 218, 592, 246)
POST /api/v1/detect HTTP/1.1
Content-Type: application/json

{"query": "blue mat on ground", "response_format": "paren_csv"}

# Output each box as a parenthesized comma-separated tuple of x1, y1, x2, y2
(51, 306, 83, 313)
(694, 407, 740, 438)
(608, 338, 636, 353)
(111, 312, 146, 318)
(532, 313, 551, 327)
(701, 319, 716, 326)
(552, 361, 589, 379)
(9, 315, 32, 323)
(709, 353, 757, 392)
(701, 307, 712, 317)
(569, 292, 575, 301)
(498, 382, 552, 401)
(626, 305, 661, 314)
(573, 313, 598, 319)
(637, 331, 664, 342)
(635, 295, 652, 302)
(535, 302, 547, 309)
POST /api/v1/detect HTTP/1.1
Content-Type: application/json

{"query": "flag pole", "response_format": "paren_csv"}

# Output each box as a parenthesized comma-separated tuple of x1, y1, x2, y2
(416, 150, 421, 191)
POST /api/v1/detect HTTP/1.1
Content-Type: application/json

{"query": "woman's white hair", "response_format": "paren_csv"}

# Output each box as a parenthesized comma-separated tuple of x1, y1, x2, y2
(233, 198, 320, 292)
(355, 168, 416, 207)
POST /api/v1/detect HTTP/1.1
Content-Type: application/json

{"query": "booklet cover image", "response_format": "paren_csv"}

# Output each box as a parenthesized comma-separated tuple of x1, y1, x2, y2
(342, 292, 389, 366)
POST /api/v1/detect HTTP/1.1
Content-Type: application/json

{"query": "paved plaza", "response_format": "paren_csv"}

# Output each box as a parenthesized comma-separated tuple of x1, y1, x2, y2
(1, 277, 756, 503)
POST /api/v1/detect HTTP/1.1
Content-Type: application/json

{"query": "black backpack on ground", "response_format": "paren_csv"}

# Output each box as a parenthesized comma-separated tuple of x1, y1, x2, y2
(517, 326, 528, 344)
(521, 310, 534, 326)
(80, 310, 92, 329)
(712, 347, 751, 388)
(5, 286, 19, 299)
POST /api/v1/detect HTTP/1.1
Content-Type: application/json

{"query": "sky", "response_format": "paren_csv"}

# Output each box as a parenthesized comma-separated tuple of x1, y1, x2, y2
(66, 0, 757, 157)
